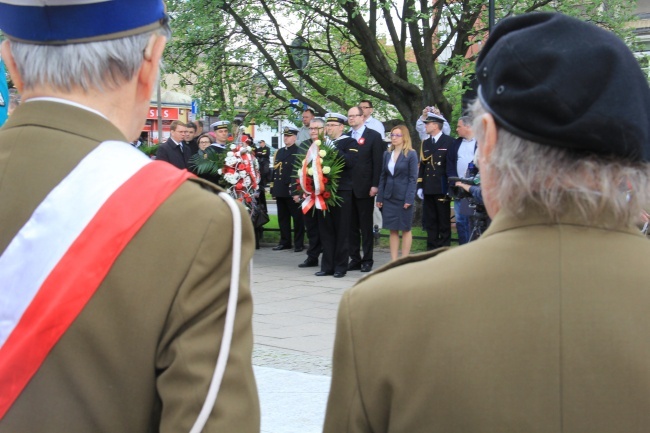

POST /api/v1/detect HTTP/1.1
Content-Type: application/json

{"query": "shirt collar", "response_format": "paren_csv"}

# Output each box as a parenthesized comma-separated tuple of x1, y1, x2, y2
(25, 97, 108, 120)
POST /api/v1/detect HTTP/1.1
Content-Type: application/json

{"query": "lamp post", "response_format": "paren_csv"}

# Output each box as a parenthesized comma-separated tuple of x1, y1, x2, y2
(488, 0, 495, 33)
(289, 36, 309, 98)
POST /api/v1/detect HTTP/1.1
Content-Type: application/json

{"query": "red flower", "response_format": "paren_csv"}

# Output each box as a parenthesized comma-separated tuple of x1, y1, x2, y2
(322, 177, 328, 184)
(227, 136, 234, 142)
(323, 191, 331, 199)
(358, 137, 365, 145)
(245, 196, 252, 203)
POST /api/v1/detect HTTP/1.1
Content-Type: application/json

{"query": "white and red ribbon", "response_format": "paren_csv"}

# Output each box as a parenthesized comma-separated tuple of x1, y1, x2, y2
(0, 141, 192, 419)
(299, 141, 328, 214)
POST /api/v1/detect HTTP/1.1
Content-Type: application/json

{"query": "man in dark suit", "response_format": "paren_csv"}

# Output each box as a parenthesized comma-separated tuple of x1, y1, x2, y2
(346, 106, 384, 272)
(185, 121, 199, 155)
(270, 126, 304, 251)
(155, 120, 191, 169)
(417, 112, 453, 250)
(316, 113, 359, 278)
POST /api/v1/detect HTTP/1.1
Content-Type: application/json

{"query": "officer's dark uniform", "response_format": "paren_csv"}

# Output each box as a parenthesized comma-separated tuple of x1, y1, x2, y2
(418, 132, 453, 250)
(254, 145, 271, 186)
(317, 135, 359, 276)
(270, 132, 304, 251)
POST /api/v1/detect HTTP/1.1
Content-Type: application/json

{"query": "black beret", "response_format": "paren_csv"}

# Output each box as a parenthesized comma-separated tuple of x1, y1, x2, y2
(476, 13, 650, 162)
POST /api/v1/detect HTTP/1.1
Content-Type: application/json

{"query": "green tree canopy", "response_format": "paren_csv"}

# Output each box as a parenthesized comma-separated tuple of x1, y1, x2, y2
(164, 0, 637, 140)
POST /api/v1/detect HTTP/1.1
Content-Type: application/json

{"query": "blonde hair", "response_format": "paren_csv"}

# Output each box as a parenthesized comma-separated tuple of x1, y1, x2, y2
(389, 125, 413, 156)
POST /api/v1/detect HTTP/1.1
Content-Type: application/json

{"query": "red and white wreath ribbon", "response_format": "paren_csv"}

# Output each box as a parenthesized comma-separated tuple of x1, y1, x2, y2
(299, 141, 327, 214)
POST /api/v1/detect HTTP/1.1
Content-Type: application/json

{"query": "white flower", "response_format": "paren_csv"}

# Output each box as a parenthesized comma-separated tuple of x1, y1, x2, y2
(239, 170, 248, 178)
(313, 140, 321, 146)
(323, 166, 331, 174)
(240, 146, 249, 154)
(217, 169, 223, 175)
(307, 168, 314, 176)
(227, 151, 234, 157)
(243, 177, 252, 187)
(319, 150, 327, 157)
(320, 158, 323, 164)
(224, 173, 239, 184)
(230, 144, 237, 150)
(225, 156, 238, 166)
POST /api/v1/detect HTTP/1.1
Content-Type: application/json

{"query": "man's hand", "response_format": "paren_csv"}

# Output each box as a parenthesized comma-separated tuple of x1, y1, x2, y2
(376, 202, 383, 209)
(417, 188, 424, 200)
(293, 195, 301, 203)
(404, 203, 411, 209)
(455, 181, 471, 193)
(369, 187, 378, 197)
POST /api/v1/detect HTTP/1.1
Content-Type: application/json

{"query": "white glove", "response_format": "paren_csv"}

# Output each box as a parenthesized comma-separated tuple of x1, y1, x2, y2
(417, 189, 424, 200)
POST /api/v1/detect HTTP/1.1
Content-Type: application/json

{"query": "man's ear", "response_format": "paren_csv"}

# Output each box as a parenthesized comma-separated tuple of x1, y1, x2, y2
(480, 113, 498, 159)
(136, 34, 167, 101)
(1, 40, 24, 92)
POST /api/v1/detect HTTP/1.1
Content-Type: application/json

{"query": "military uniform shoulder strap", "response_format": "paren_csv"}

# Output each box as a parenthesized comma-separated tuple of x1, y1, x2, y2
(356, 247, 450, 285)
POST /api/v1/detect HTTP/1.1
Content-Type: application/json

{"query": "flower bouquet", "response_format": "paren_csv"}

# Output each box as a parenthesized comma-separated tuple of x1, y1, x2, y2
(295, 136, 345, 214)
(191, 129, 261, 213)
(220, 142, 260, 211)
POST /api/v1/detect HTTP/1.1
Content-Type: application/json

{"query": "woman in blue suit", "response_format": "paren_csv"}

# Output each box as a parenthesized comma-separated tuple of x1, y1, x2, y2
(376, 125, 419, 260)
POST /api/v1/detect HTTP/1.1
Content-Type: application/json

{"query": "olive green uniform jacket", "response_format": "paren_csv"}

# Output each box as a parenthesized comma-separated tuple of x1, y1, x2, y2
(0, 101, 260, 432)
(324, 210, 650, 432)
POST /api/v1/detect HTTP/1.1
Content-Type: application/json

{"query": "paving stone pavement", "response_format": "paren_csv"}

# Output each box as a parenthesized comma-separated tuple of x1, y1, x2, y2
(251, 243, 392, 433)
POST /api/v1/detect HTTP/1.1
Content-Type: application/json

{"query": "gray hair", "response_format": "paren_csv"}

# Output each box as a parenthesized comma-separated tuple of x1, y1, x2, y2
(9, 26, 170, 93)
(459, 116, 472, 126)
(310, 117, 325, 127)
(471, 100, 650, 229)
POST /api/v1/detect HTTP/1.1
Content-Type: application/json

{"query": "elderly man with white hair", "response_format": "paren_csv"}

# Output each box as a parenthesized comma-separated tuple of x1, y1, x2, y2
(324, 12, 650, 433)
(0, 1, 259, 431)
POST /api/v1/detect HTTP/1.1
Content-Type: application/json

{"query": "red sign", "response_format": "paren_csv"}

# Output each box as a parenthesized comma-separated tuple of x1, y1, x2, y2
(147, 107, 179, 120)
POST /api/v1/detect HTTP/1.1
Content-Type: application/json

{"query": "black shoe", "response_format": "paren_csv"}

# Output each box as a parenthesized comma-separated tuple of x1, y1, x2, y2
(298, 258, 318, 268)
(294, 246, 304, 252)
(360, 263, 372, 272)
(333, 272, 346, 278)
(315, 271, 333, 277)
(347, 262, 361, 271)
(272, 245, 291, 251)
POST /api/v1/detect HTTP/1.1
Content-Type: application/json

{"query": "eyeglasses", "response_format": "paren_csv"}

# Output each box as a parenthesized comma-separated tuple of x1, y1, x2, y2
(390, 134, 403, 137)
(359, 106, 371, 109)
(348, 114, 362, 117)
(309, 127, 324, 131)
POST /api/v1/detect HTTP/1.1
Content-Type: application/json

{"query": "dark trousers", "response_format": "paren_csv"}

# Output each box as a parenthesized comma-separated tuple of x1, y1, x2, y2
(303, 207, 322, 260)
(349, 196, 375, 266)
(276, 196, 305, 248)
(318, 190, 352, 274)
(422, 194, 451, 250)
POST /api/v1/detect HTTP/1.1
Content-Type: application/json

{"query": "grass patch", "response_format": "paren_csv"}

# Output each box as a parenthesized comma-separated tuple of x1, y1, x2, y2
(259, 215, 456, 252)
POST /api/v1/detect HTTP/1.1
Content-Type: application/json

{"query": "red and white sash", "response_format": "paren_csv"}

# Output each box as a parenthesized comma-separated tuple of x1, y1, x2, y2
(0, 141, 192, 419)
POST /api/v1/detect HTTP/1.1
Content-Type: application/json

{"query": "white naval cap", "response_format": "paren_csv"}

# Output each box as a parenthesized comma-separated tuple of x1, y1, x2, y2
(325, 112, 347, 124)
(210, 120, 231, 131)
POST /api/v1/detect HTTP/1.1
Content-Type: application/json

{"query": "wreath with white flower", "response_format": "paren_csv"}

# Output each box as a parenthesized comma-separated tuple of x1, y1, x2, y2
(294, 134, 345, 214)
(191, 133, 261, 212)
